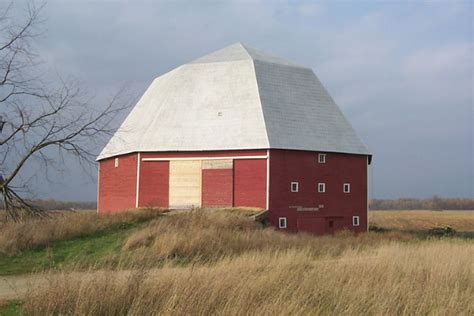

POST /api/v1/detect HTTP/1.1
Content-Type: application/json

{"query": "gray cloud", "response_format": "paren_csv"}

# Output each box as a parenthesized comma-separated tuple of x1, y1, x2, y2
(11, 0, 473, 200)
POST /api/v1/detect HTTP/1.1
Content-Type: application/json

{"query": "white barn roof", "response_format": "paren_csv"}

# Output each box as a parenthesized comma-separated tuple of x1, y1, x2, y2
(98, 43, 370, 160)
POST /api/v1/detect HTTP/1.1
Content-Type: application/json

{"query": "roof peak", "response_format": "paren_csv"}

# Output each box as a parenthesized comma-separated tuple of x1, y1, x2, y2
(98, 43, 370, 161)
(189, 42, 305, 68)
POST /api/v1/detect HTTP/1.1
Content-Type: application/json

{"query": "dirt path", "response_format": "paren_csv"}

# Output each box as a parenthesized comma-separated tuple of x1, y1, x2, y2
(0, 271, 133, 303)
(0, 274, 51, 302)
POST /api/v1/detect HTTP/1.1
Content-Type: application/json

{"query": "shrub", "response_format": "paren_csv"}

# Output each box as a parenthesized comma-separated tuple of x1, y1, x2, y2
(428, 226, 457, 237)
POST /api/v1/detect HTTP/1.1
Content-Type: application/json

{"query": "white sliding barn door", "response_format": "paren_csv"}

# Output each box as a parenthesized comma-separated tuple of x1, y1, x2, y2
(169, 160, 202, 209)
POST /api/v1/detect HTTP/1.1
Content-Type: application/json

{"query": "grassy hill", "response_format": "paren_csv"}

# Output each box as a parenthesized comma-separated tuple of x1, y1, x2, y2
(0, 209, 473, 315)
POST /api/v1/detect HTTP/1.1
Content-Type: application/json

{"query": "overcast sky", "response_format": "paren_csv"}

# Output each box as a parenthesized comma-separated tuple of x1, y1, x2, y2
(9, 0, 474, 200)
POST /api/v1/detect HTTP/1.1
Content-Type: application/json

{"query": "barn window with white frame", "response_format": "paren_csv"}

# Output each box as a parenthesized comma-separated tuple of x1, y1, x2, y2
(352, 216, 360, 226)
(279, 217, 287, 229)
(291, 182, 299, 192)
(318, 182, 325, 193)
(343, 183, 350, 193)
(318, 153, 326, 163)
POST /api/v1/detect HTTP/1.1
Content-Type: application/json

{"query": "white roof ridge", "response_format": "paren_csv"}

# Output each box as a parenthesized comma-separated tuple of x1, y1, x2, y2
(241, 43, 307, 68)
(189, 42, 306, 68)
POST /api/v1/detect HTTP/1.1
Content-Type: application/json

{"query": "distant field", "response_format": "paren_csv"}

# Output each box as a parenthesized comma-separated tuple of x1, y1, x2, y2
(0, 209, 473, 315)
(370, 210, 474, 232)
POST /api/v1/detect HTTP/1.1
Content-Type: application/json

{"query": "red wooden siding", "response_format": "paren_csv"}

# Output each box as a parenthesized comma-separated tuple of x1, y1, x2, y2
(297, 217, 326, 235)
(98, 153, 138, 213)
(269, 149, 368, 234)
(202, 169, 233, 207)
(138, 161, 169, 208)
(233, 159, 267, 209)
(98, 150, 267, 212)
(139, 150, 267, 210)
(98, 149, 368, 236)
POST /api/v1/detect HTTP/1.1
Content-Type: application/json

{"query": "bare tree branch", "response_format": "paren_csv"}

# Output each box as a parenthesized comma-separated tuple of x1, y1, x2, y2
(0, 1, 130, 221)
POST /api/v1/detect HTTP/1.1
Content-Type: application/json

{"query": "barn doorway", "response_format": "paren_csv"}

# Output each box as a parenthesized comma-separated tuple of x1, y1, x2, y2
(169, 160, 202, 209)
(201, 159, 233, 208)
(325, 217, 342, 234)
(326, 218, 335, 234)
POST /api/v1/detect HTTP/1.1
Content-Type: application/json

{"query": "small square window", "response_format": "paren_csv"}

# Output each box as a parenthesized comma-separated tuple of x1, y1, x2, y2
(343, 183, 350, 193)
(114, 158, 119, 168)
(279, 217, 287, 229)
(352, 216, 360, 227)
(318, 153, 326, 164)
(318, 182, 326, 193)
(291, 182, 299, 192)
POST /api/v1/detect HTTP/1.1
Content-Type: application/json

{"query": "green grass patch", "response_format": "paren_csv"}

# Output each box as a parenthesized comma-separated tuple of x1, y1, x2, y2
(0, 300, 22, 316)
(0, 222, 141, 276)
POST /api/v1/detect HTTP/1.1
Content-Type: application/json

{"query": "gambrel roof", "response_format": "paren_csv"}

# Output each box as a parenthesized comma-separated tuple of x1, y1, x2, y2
(98, 43, 370, 160)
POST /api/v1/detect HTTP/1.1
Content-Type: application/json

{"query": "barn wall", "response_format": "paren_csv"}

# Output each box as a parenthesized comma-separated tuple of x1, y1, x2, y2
(138, 161, 169, 208)
(268, 149, 368, 234)
(233, 159, 267, 209)
(138, 150, 267, 210)
(98, 153, 138, 213)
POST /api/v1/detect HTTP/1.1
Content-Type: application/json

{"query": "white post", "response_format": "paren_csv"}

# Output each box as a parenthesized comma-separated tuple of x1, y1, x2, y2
(136, 153, 141, 208)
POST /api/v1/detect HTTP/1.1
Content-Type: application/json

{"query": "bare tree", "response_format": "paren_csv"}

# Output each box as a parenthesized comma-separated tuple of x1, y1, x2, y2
(0, 2, 129, 221)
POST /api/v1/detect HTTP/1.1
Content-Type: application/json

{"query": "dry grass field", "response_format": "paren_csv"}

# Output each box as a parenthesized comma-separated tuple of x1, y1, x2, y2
(0, 209, 164, 255)
(370, 210, 474, 232)
(23, 241, 474, 315)
(1, 209, 473, 315)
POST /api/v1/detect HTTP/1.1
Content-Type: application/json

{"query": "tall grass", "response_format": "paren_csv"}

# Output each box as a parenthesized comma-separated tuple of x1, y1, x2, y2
(370, 210, 474, 232)
(22, 240, 474, 315)
(370, 197, 474, 210)
(117, 210, 414, 267)
(6, 209, 474, 314)
(0, 209, 163, 255)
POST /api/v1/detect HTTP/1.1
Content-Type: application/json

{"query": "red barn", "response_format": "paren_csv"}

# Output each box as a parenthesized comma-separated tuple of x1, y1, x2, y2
(97, 43, 371, 235)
